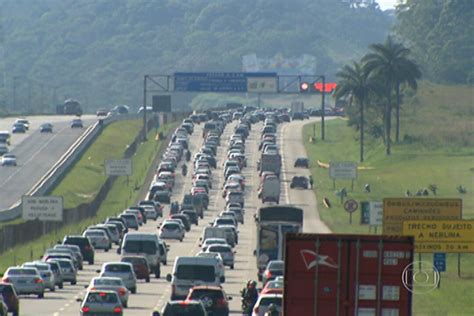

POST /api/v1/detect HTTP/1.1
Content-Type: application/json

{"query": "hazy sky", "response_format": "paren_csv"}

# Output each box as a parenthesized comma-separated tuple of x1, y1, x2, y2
(377, 0, 397, 10)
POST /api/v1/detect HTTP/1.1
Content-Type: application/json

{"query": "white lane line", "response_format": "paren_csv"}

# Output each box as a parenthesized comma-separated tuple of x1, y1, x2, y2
(0, 124, 70, 188)
(280, 123, 291, 204)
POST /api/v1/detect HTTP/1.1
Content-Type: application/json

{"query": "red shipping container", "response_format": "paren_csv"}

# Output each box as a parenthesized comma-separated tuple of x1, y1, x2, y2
(284, 233, 414, 316)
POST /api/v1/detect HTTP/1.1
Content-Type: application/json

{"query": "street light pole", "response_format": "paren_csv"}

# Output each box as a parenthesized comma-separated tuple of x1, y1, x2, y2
(143, 75, 147, 141)
(321, 75, 326, 140)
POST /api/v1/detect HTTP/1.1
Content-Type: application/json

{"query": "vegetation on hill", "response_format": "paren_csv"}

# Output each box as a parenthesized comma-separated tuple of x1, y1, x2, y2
(395, 0, 474, 84)
(0, 0, 392, 112)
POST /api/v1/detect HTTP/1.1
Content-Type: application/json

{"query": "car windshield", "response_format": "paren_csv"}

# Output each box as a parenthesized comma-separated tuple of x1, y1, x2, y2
(267, 281, 283, 289)
(122, 257, 147, 265)
(176, 265, 215, 282)
(260, 297, 282, 306)
(104, 264, 131, 273)
(94, 278, 122, 286)
(8, 268, 36, 275)
(268, 261, 284, 270)
(208, 246, 231, 253)
(86, 292, 119, 303)
(190, 289, 224, 300)
(123, 240, 156, 254)
(56, 260, 73, 268)
(163, 223, 180, 230)
(85, 230, 105, 236)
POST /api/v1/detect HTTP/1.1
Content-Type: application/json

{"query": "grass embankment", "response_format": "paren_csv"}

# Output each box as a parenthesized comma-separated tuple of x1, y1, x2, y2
(303, 82, 474, 315)
(0, 121, 173, 273)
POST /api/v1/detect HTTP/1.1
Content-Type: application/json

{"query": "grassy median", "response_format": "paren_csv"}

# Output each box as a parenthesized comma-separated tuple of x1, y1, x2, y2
(303, 82, 474, 315)
(0, 122, 172, 273)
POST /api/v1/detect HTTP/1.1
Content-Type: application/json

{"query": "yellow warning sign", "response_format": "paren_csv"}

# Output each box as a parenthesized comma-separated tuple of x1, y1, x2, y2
(403, 220, 474, 253)
(383, 198, 462, 235)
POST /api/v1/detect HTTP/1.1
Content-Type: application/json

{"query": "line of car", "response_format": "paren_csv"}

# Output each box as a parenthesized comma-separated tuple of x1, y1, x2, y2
(0, 117, 85, 167)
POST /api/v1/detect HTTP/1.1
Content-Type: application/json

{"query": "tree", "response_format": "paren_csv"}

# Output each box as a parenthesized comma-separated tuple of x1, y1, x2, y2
(362, 36, 421, 153)
(334, 61, 372, 162)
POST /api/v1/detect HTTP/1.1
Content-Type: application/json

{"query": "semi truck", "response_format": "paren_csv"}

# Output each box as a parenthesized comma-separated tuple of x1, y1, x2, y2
(255, 205, 303, 280)
(284, 233, 414, 316)
(258, 153, 282, 177)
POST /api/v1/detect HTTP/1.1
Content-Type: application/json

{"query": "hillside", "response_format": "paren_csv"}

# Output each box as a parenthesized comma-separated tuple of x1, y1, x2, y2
(0, 0, 392, 112)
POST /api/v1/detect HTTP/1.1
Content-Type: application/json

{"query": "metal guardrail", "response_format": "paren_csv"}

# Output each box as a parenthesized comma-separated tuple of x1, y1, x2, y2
(0, 113, 142, 221)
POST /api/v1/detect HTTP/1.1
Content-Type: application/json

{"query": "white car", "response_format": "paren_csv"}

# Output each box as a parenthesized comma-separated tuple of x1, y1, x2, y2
(206, 244, 235, 269)
(47, 258, 77, 285)
(159, 222, 185, 242)
(252, 293, 283, 316)
(98, 262, 137, 294)
(22, 262, 55, 291)
(196, 252, 225, 279)
(83, 229, 111, 251)
(1, 153, 16, 166)
(142, 205, 158, 220)
(2, 267, 45, 298)
(200, 238, 229, 252)
(85, 277, 130, 307)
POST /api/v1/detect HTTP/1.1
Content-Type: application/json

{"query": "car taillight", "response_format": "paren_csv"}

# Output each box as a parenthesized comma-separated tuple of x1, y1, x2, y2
(2, 278, 10, 283)
(216, 298, 228, 308)
(253, 306, 259, 313)
(265, 270, 272, 278)
(35, 278, 43, 284)
(82, 306, 90, 313)
(90, 287, 96, 291)
(113, 307, 122, 313)
(119, 287, 126, 296)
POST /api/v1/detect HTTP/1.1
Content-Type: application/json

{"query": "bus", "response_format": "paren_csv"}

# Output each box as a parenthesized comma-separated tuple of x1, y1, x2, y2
(255, 205, 303, 280)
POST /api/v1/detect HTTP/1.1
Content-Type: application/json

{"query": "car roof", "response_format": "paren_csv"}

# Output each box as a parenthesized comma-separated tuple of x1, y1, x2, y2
(190, 285, 223, 291)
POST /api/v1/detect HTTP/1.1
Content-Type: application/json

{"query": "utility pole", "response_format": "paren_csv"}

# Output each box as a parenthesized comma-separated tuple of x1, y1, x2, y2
(321, 75, 326, 140)
(27, 79, 32, 112)
(143, 75, 147, 141)
(12, 76, 17, 111)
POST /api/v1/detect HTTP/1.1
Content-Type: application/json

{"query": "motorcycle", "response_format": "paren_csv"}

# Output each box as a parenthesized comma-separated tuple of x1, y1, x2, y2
(182, 164, 188, 176)
(185, 150, 191, 162)
(241, 297, 253, 315)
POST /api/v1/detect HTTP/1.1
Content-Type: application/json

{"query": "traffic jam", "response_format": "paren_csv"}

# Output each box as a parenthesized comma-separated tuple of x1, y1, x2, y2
(0, 107, 296, 316)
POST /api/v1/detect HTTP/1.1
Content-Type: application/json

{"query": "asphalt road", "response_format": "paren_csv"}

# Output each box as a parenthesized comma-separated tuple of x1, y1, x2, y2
(19, 117, 330, 315)
(0, 115, 97, 210)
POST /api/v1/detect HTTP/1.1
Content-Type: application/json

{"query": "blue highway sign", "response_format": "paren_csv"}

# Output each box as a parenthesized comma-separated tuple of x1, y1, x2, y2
(433, 253, 446, 272)
(174, 72, 276, 92)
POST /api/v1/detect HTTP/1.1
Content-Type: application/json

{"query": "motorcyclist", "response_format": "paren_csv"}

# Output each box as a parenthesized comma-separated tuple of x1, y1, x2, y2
(185, 150, 191, 162)
(264, 303, 279, 316)
(241, 280, 258, 314)
(181, 164, 188, 176)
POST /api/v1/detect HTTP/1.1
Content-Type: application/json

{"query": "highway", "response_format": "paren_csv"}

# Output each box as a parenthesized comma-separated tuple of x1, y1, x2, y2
(0, 115, 97, 211)
(18, 117, 329, 315)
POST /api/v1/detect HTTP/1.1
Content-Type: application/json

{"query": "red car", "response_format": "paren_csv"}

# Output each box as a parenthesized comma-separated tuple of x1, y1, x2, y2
(260, 279, 283, 295)
(186, 286, 231, 316)
(121, 256, 150, 282)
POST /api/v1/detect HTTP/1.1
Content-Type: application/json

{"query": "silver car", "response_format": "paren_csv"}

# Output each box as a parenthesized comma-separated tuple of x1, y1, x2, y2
(83, 229, 111, 251)
(2, 267, 45, 298)
(206, 244, 235, 269)
(22, 262, 55, 291)
(47, 258, 77, 285)
(44, 260, 64, 289)
(85, 277, 130, 308)
(54, 244, 84, 270)
(98, 262, 137, 294)
(159, 222, 185, 242)
(78, 290, 123, 316)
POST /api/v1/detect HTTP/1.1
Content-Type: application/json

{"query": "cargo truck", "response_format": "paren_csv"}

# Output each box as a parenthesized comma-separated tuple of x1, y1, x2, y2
(284, 233, 414, 316)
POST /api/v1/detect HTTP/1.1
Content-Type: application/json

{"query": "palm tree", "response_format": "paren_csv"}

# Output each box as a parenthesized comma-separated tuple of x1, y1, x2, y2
(334, 61, 372, 162)
(363, 36, 421, 153)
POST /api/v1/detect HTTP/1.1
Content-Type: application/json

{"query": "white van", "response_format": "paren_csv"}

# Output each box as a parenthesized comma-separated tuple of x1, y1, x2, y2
(259, 175, 280, 203)
(166, 256, 225, 300)
(200, 227, 227, 244)
(118, 233, 161, 278)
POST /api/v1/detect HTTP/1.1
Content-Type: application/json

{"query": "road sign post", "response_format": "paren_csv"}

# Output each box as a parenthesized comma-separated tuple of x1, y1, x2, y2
(22, 196, 64, 222)
(383, 198, 462, 235)
(433, 253, 446, 288)
(344, 199, 358, 224)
